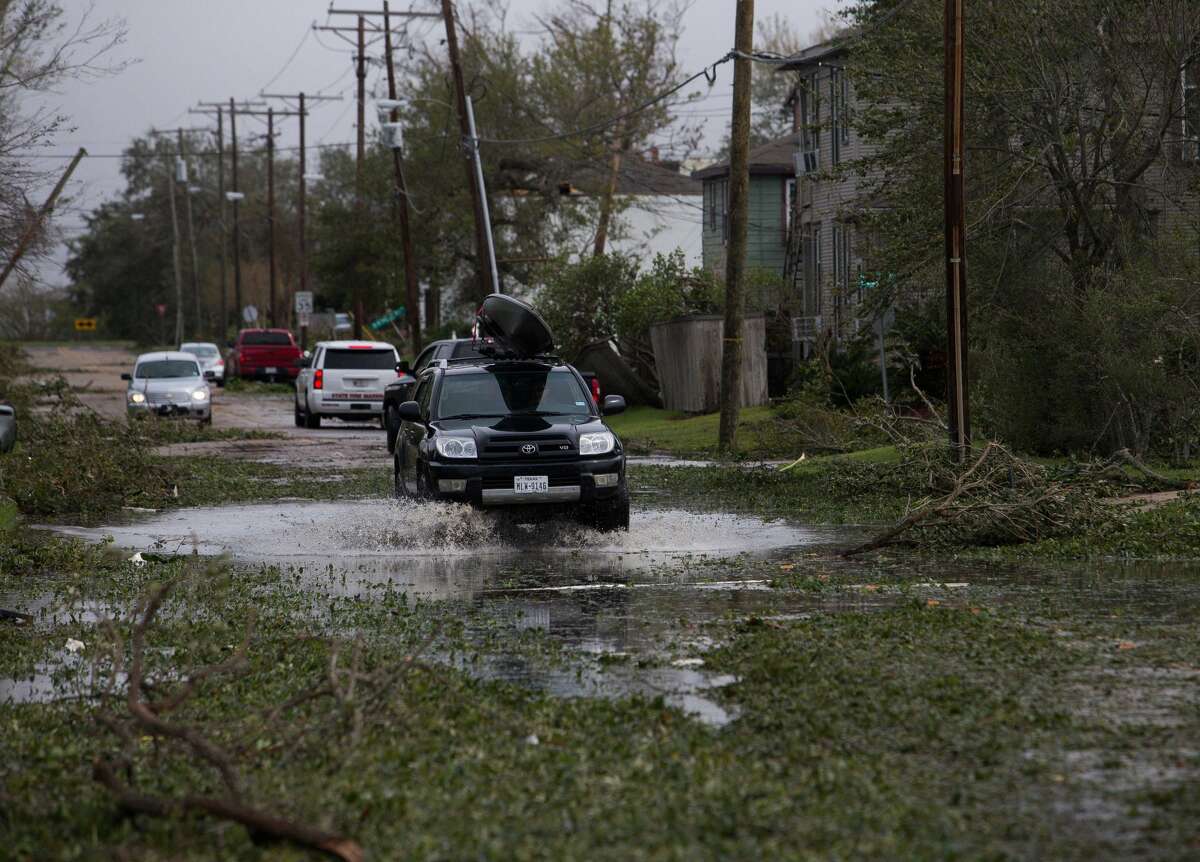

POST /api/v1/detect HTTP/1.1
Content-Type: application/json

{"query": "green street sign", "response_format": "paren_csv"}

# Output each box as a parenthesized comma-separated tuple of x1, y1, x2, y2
(369, 306, 406, 330)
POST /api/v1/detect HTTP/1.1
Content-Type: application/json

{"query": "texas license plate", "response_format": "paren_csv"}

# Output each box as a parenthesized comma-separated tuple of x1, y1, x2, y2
(265, 366, 277, 374)
(514, 476, 548, 494)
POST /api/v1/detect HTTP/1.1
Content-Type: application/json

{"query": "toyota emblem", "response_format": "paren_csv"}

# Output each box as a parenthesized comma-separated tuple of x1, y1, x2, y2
(520, 443, 537, 455)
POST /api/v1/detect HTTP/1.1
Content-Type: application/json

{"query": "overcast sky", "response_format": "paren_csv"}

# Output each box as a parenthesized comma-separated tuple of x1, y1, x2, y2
(38, 0, 828, 284)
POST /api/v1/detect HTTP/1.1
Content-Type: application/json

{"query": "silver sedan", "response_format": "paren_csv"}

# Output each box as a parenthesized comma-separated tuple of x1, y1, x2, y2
(122, 351, 212, 425)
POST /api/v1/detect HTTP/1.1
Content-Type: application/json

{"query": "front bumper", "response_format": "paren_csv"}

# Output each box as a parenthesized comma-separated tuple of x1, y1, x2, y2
(425, 454, 625, 507)
(128, 401, 211, 421)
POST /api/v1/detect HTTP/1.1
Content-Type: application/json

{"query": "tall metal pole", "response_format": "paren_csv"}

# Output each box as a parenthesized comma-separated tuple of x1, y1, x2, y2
(353, 15, 366, 339)
(298, 91, 307, 341)
(717, 0, 754, 454)
(441, 0, 491, 302)
(215, 109, 228, 340)
(464, 95, 500, 295)
(230, 98, 243, 323)
(944, 0, 970, 458)
(178, 127, 201, 337)
(383, 1, 423, 351)
(267, 106, 277, 328)
(165, 146, 184, 347)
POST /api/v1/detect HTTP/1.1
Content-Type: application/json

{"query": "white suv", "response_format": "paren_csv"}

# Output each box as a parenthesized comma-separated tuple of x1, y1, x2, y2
(294, 340, 400, 429)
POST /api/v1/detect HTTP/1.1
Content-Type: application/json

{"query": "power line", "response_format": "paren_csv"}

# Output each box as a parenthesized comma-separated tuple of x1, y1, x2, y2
(260, 26, 312, 92)
(476, 51, 737, 146)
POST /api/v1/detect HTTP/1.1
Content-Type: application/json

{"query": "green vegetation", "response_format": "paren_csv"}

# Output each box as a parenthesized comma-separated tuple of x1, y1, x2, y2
(2, 534, 1197, 859)
(221, 378, 295, 397)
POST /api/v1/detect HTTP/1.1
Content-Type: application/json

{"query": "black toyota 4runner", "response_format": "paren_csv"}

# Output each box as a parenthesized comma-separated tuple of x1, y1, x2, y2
(393, 359, 629, 531)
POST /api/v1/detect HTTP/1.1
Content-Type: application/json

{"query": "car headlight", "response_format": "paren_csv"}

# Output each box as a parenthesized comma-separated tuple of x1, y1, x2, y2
(128, 392, 146, 404)
(191, 389, 209, 401)
(578, 431, 615, 455)
(435, 437, 477, 459)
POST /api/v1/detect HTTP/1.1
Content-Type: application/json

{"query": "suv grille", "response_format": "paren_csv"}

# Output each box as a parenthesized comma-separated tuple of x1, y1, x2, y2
(481, 435, 574, 460)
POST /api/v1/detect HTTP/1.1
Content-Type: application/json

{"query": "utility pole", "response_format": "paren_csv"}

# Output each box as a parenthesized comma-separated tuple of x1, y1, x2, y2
(944, 0, 970, 458)
(194, 100, 263, 336)
(230, 97, 243, 322)
(163, 142, 185, 347)
(177, 128, 201, 336)
(355, 14, 366, 338)
(717, 0, 754, 454)
(382, 0, 422, 352)
(0, 147, 86, 290)
(215, 109, 227, 340)
(266, 106, 277, 328)
(441, 0, 492, 301)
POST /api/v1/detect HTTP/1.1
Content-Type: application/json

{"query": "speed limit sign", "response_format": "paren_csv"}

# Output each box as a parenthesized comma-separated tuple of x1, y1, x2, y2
(294, 291, 314, 315)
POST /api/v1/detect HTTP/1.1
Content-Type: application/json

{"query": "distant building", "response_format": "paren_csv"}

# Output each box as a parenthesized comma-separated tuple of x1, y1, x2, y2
(692, 137, 796, 280)
(558, 156, 703, 264)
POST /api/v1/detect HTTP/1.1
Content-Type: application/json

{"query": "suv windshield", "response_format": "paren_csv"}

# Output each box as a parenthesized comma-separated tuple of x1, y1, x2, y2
(323, 349, 396, 370)
(135, 360, 199, 379)
(437, 370, 589, 418)
(242, 331, 291, 346)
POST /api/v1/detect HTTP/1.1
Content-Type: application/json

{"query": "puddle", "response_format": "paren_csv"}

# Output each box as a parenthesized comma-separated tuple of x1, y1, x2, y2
(48, 500, 852, 599)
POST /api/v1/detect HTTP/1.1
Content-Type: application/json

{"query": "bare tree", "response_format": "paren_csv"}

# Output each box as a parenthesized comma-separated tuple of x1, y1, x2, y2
(0, 0, 128, 283)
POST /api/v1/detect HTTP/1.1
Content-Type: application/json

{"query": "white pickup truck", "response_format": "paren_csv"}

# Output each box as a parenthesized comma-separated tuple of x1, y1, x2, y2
(294, 340, 401, 428)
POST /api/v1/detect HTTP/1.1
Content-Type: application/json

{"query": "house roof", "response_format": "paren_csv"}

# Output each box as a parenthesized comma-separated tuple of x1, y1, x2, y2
(690, 136, 798, 181)
(775, 38, 848, 72)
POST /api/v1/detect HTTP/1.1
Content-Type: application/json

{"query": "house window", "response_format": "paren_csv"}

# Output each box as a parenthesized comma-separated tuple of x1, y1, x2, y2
(832, 223, 853, 330)
(1184, 62, 1199, 162)
(785, 178, 796, 236)
(830, 71, 841, 166)
(839, 73, 851, 147)
(799, 76, 819, 173)
(803, 223, 822, 317)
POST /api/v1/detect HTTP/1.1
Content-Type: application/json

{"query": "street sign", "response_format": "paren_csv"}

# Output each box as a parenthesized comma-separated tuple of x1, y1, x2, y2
(294, 291, 314, 315)
(369, 306, 406, 331)
(242, 304, 258, 324)
(298, 311, 310, 328)
(73, 317, 97, 332)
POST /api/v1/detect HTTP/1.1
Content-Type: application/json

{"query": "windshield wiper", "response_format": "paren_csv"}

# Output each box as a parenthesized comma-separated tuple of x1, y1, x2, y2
(437, 413, 506, 420)
(515, 410, 588, 416)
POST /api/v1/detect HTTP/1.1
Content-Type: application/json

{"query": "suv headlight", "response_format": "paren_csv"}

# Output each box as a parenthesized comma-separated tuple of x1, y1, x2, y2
(128, 392, 146, 404)
(578, 431, 615, 455)
(435, 437, 477, 459)
(191, 388, 209, 401)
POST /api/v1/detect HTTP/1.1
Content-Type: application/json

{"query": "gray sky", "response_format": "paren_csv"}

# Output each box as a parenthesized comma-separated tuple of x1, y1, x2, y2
(40, 0, 828, 283)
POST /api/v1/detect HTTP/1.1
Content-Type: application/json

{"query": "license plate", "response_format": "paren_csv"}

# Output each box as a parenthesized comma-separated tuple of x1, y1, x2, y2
(265, 366, 277, 374)
(514, 476, 548, 494)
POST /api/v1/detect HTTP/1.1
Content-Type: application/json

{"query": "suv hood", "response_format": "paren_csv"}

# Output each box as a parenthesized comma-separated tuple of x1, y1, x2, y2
(434, 413, 600, 436)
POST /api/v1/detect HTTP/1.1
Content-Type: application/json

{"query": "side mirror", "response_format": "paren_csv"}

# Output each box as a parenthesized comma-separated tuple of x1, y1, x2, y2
(396, 360, 411, 374)
(120, 373, 132, 381)
(601, 394, 626, 416)
(398, 400, 422, 422)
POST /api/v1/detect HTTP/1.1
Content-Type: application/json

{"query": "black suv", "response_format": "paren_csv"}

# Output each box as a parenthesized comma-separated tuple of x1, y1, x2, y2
(393, 358, 629, 530)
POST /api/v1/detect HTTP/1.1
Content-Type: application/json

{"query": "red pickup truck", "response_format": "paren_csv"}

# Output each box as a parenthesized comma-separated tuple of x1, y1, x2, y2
(227, 329, 303, 382)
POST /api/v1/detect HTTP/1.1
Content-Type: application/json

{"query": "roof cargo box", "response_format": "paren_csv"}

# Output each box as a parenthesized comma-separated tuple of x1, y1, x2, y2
(474, 293, 555, 358)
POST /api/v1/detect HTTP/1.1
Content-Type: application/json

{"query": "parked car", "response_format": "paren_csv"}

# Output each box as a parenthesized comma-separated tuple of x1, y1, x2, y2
(392, 294, 629, 530)
(122, 351, 212, 425)
(0, 400, 15, 453)
(226, 329, 302, 382)
(179, 341, 226, 386)
(382, 336, 601, 453)
(333, 313, 353, 333)
(294, 340, 408, 429)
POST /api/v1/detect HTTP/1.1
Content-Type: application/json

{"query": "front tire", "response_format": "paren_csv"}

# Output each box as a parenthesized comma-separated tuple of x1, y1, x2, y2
(384, 406, 399, 453)
(581, 486, 630, 532)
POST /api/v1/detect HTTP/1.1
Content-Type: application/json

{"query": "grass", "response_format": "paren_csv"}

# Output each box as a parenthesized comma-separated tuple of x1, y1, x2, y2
(609, 405, 790, 458)
(222, 378, 295, 396)
(2, 536, 1198, 859)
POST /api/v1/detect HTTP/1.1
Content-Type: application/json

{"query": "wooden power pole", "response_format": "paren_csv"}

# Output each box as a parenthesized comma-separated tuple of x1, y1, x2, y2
(383, 0, 422, 353)
(441, 0, 493, 302)
(0, 147, 87, 290)
(944, 0, 970, 458)
(718, 0, 754, 454)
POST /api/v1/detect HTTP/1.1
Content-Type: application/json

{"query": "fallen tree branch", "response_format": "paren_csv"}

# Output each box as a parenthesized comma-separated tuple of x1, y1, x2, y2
(93, 759, 363, 862)
(1112, 448, 1194, 491)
